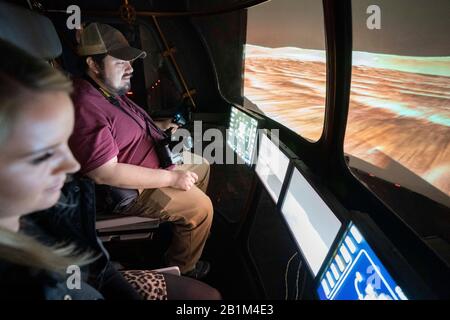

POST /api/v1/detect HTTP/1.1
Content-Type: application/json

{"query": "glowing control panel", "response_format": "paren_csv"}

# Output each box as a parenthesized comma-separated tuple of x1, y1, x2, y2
(227, 106, 258, 165)
(317, 224, 408, 300)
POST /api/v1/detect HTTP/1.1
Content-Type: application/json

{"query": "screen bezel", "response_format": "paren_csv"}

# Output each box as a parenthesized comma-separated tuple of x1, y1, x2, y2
(278, 159, 349, 277)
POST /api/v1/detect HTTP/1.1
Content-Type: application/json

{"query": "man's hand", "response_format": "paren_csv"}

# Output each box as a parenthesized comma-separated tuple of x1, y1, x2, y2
(172, 170, 198, 191)
(87, 157, 194, 190)
(155, 118, 179, 134)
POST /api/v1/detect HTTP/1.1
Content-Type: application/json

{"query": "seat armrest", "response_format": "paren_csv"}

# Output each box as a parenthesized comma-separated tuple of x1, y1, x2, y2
(151, 266, 181, 276)
(96, 216, 159, 230)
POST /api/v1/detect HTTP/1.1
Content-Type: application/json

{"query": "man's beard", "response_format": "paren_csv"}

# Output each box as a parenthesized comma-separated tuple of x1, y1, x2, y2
(98, 71, 131, 96)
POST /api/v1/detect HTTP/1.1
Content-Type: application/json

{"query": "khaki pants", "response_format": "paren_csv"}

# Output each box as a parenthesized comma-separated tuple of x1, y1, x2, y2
(125, 152, 213, 273)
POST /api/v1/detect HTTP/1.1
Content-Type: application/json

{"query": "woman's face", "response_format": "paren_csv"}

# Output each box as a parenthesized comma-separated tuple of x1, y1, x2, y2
(0, 91, 80, 221)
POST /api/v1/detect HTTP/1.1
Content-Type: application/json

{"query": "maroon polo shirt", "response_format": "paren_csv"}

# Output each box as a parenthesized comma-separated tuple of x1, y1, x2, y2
(69, 78, 164, 175)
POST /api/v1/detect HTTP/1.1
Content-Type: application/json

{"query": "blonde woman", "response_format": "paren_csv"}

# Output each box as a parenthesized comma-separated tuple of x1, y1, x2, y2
(0, 39, 220, 300)
(0, 38, 102, 299)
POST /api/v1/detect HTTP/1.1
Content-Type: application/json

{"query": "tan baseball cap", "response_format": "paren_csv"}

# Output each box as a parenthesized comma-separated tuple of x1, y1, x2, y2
(77, 23, 146, 61)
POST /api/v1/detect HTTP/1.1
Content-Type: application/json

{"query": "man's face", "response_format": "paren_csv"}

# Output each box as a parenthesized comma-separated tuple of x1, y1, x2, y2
(97, 55, 133, 95)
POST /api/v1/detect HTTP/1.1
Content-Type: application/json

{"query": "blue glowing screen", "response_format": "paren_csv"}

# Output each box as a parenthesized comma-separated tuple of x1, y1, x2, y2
(317, 223, 408, 300)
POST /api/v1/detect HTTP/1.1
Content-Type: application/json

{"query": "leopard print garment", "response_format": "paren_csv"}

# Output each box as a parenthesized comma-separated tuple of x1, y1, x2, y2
(120, 270, 168, 300)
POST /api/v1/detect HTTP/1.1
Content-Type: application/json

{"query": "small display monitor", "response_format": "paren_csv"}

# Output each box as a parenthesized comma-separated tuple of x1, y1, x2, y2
(281, 167, 342, 276)
(227, 106, 259, 165)
(317, 223, 409, 300)
(255, 133, 290, 202)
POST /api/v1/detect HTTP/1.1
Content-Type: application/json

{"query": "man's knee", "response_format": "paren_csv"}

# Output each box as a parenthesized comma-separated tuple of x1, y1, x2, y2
(199, 195, 213, 224)
(190, 194, 213, 228)
(198, 158, 210, 179)
(204, 161, 210, 176)
(202, 156, 210, 166)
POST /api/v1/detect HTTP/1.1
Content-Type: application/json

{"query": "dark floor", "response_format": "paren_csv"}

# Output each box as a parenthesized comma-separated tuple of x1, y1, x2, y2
(201, 211, 262, 299)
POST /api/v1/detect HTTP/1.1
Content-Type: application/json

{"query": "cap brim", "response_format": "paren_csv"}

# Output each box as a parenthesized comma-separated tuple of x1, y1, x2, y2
(108, 46, 147, 61)
(78, 45, 108, 56)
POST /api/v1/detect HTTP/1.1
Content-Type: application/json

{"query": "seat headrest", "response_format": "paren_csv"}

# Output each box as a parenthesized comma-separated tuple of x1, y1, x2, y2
(0, 2, 62, 59)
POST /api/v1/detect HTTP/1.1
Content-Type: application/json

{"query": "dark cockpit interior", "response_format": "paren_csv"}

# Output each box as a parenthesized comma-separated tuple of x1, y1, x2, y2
(0, 0, 449, 301)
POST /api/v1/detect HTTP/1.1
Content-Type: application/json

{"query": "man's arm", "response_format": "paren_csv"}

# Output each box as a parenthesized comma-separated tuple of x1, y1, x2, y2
(86, 157, 198, 191)
(154, 118, 178, 133)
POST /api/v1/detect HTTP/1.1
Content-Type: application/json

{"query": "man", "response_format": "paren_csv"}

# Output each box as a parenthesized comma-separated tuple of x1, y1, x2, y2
(69, 23, 212, 279)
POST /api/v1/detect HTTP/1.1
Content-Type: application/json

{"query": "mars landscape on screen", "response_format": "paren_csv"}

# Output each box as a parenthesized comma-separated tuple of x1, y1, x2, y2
(244, 44, 450, 198)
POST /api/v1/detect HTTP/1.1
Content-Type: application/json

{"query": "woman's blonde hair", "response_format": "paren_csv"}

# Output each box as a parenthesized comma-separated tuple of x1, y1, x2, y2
(0, 227, 94, 273)
(0, 39, 72, 144)
(0, 39, 95, 273)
